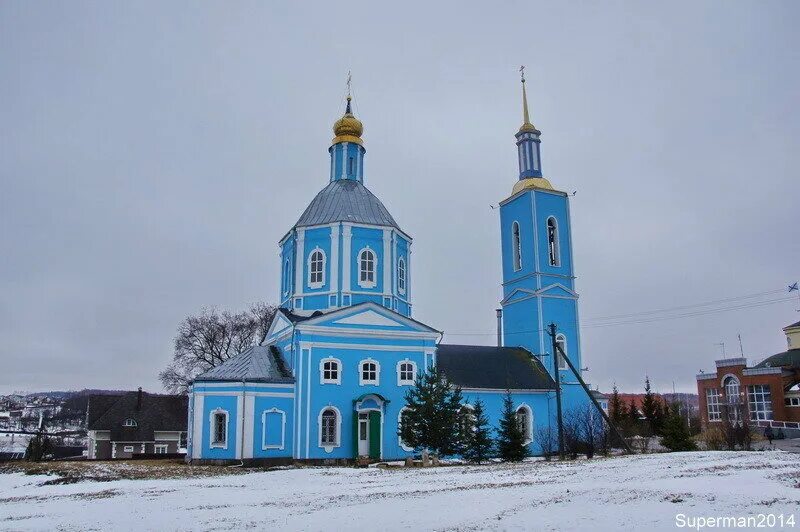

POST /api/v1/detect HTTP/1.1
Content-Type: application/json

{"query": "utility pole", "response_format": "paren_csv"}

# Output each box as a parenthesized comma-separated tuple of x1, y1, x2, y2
(547, 323, 565, 460)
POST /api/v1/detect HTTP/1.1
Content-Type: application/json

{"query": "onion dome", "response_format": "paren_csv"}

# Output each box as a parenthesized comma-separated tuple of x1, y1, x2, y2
(332, 96, 363, 145)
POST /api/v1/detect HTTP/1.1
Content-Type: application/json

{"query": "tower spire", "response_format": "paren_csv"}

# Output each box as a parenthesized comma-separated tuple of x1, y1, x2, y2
(514, 65, 544, 181)
(518, 65, 539, 134)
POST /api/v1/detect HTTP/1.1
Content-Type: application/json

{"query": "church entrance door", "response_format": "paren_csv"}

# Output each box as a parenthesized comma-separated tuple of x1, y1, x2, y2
(357, 412, 370, 456)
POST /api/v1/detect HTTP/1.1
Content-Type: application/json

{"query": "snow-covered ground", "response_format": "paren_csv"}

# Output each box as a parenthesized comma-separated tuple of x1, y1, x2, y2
(1, 451, 798, 531)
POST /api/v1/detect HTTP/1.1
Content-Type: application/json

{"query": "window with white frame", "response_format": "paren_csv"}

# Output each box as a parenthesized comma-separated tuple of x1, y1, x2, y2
(320, 407, 339, 448)
(723, 376, 741, 422)
(210, 409, 228, 448)
(555, 334, 567, 370)
(320, 357, 341, 384)
(512, 221, 522, 271)
(515, 404, 533, 444)
(123, 445, 134, 453)
(747, 385, 773, 421)
(154, 444, 168, 454)
(547, 217, 560, 267)
(786, 397, 800, 407)
(706, 388, 722, 421)
(283, 258, 291, 295)
(123, 418, 137, 427)
(398, 257, 406, 294)
(308, 248, 325, 288)
(360, 359, 379, 385)
(397, 360, 416, 385)
(358, 248, 376, 288)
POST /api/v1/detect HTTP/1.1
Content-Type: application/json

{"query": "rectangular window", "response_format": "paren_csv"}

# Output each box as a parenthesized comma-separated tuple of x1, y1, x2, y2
(348, 157, 354, 175)
(747, 385, 773, 421)
(212, 411, 227, 446)
(123, 445, 134, 453)
(706, 388, 722, 421)
(154, 444, 168, 454)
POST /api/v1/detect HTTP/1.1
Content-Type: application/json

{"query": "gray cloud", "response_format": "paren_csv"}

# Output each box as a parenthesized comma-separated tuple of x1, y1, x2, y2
(1, 1, 798, 394)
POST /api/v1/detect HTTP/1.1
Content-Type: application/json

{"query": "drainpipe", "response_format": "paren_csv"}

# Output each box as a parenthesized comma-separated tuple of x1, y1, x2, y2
(496, 309, 503, 347)
(241, 379, 246, 461)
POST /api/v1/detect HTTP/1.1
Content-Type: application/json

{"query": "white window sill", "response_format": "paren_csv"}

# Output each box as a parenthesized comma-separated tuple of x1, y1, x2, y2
(210, 442, 228, 449)
(359, 380, 379, 386)
(358, 281, 377, 289)
(308, 282, 324, 290)
(321, 380, 341, 385)
(321, 443, 339, 453)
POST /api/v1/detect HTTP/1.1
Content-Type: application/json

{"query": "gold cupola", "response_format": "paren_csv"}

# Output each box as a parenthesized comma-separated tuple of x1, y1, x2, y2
(332, 96, 363, 146)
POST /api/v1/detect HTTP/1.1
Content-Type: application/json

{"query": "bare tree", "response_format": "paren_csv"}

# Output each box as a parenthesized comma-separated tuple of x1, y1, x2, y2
(535, 423, 556, 460)
(159, 303, 277, 394)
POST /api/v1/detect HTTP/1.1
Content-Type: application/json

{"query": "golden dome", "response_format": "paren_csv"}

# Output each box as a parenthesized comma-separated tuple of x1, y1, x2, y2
(332, 97, 363, 145)
(511, 177, 558, 195)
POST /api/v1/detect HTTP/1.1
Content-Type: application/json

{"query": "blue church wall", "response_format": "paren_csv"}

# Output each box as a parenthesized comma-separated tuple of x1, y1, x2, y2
(499, 193, 535, 288)
(200, 394, 238, 460)
(302, 226, 333, 294)
(533, 191, 573, 278)
(540, 294, 581, 381)
(252, 394, 294, 458)
(349, 226, 385, 294)
(502, 296, 542, 354)
(329, 142, 365, 182)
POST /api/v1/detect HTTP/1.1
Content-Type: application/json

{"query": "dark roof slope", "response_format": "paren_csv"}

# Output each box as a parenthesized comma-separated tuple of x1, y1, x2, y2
(755, 349, 800, 370)
(87, 392, 188, 441)
(194, 345, 294, 383)
(295, 180, 400, 230)
(85, 394, 123, 428)
(436, 345, 556, 390)
(786, 320, 800, 329)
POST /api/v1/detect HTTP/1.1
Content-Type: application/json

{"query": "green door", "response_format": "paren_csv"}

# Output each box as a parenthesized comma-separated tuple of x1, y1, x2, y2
(369, 411, 381, 459)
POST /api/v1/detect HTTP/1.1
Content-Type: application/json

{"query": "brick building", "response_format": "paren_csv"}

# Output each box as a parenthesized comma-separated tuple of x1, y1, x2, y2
(696, 320, 800, 433)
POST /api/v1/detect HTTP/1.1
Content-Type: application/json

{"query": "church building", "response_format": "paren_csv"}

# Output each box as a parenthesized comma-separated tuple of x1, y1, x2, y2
(186, 77, 593, 463)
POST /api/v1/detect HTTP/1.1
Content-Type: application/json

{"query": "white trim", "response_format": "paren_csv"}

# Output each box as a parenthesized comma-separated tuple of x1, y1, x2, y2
(307, 246, 326, 289)
(342, 224, 352, 292)
(319, 357, 342, 385)
(298, 326, 439, 341)
(397, 407, 413, 452)
(329, 224, 339, 294)
(347, 221, 413, 244)
(515, 403, 534, 445)
(191, 395, 204, 458)
(194, 391, 294, 398)
(261, 408, 287, 450)
(382, 228, 392, 293)
(357, 247, 377, 289)
(123, 445, 135, 453)
(305, 347, 312, 458)
(396, 358, 417, 386)
(209, 408, 229, 449)
(318, 405, 342, 452)
(193, 381, 294, 390)
(294, 228, 305, 296)
(300, 341, 431, 353)
(359, 358, 381, 386)
(154, 444, 168, 454)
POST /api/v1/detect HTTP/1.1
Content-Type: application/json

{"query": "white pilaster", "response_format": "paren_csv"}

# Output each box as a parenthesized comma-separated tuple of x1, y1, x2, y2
(341, 142, 348, 179)
(382, 228, 391, 295)
(243, 394, 255, 459)
(342, 224, 352, 293)
(235, 393, 244, 459)
(192, 395, 204, 459)
(329, 224, 339, 296)
(294, 228, 305, 296)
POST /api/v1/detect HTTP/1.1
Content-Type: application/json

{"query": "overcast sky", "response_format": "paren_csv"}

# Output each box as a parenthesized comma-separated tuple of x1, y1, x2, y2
(1, 2, 798, 395)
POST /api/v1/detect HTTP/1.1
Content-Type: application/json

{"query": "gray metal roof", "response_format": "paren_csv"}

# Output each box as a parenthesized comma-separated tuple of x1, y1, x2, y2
(436, 345, 556, 390)
(194, 345, 294, 383)
(295, 179, 400, 230)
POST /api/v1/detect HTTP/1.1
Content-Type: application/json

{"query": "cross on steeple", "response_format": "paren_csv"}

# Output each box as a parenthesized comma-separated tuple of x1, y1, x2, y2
(346, 71, 352, 99)
(519, 65, 526, 84)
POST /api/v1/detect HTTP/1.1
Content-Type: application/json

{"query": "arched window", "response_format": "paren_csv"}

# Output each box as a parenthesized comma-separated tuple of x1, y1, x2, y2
(209, 409, 228, 449)
(308, 248, 325, 288)
(283, 258, 291, 295)
(398, 257, 406, 294)
(515, 404, 533, 445)
(555, 334, 567, 370)
(547, 217, 560, 267)
(358, 248, 376, 288)
(123, 418, 137, 427)
(320, 408, 339, 448)
(512, 221, 522, 271)
(397, 359, 416, 385)
(359, 359, 380, 385)
(723, 376, 741, 422)
(320, 357, 341, 385)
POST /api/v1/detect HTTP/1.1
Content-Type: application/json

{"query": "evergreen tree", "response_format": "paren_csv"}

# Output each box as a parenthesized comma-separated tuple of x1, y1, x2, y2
(660, 403, 697, 452)
(461, 399, 494, 464)
(25, 431, 52, 462)
(628, 397, 640, 424)
(609, 385, 626, 425)
(399, 366, 464, 457)
(641, 376, 660, 435)
(496, 391, 530, 462)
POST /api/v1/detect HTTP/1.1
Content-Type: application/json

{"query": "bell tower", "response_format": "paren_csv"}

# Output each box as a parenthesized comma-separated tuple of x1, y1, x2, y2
(498, 68, 582, 381)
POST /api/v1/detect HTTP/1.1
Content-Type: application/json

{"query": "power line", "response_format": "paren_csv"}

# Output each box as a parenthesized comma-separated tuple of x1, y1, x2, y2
(441, 294, 795, 337)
